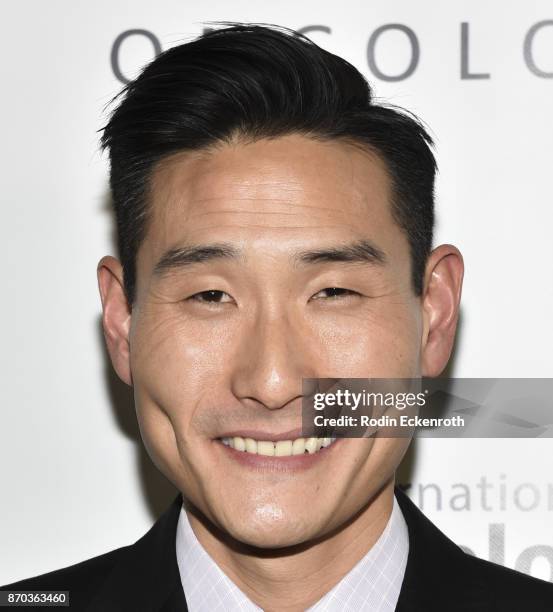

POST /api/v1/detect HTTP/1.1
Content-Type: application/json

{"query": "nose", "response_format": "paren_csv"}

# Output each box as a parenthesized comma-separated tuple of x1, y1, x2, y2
(230, 307, 318, 411)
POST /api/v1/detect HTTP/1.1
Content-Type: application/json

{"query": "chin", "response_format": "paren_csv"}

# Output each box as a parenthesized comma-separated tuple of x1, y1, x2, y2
(219, 503, 327, 550)
(227, 523, 315, 550)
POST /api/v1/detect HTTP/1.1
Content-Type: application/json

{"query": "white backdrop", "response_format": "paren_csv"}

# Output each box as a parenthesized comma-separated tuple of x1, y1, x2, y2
(2, 0, 552, 585)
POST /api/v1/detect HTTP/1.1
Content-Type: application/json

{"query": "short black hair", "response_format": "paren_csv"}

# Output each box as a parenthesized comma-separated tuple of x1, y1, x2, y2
(101, 23, 436, 304)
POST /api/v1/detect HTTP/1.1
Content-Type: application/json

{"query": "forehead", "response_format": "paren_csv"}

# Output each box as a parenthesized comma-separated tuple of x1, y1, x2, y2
(141, 134, 398, 264)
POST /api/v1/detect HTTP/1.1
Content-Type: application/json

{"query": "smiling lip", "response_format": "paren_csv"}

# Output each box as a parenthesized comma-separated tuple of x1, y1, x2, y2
(215, 428, 305, 442)
(217, 442, 341, 471)
(213, 433, 342, 472)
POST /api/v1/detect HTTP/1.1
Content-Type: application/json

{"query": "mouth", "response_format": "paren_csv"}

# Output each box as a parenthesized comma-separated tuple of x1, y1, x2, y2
(217, 434, 338, 457)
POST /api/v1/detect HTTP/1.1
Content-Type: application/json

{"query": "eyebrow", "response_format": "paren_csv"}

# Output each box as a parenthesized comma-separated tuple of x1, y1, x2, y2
(152, 239, 386, 277)
(293, 239, 386, 266)
(153, 243, 241, 276)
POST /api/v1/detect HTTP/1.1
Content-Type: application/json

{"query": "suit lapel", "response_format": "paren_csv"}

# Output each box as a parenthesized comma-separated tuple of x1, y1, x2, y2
(394, 486, 487, 611)
(86, 494, 187, 612)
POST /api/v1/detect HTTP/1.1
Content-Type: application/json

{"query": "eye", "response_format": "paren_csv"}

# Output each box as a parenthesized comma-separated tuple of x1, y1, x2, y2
(188, 290, 233, 304)
(311, 287, 360, 300)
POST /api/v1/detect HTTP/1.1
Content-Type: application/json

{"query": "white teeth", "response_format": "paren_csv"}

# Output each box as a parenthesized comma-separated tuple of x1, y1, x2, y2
(233, 437, 246, 452)
(275, 440, 293, 456)
(245, 438, 257, 453)
(257, 440, 275, 456)
(292, 438, 306, 455)
(220, 435, 337, 456)
(305, 437, 318, 454)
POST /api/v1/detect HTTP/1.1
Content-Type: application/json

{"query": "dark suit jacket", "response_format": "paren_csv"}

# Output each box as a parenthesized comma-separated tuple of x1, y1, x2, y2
(3, 488, 553, 611)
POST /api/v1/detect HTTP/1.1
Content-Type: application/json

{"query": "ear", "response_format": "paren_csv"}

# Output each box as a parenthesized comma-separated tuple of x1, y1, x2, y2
(420, 244, 464, 377)
(97, 256, 133, 386)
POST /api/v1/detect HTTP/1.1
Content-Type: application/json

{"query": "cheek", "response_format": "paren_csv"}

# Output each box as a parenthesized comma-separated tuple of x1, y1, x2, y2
(308, 301, 422, 377)
(130, 309, 235, 412)
(128, 311, 232, 466)
(129, 310, 243, 495)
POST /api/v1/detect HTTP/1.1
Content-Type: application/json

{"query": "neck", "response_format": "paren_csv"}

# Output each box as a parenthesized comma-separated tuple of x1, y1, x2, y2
(186, 478, 396, 612)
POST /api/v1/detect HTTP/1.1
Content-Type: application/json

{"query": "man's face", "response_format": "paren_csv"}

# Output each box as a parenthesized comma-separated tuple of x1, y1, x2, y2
(128, 135, 423, 547)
